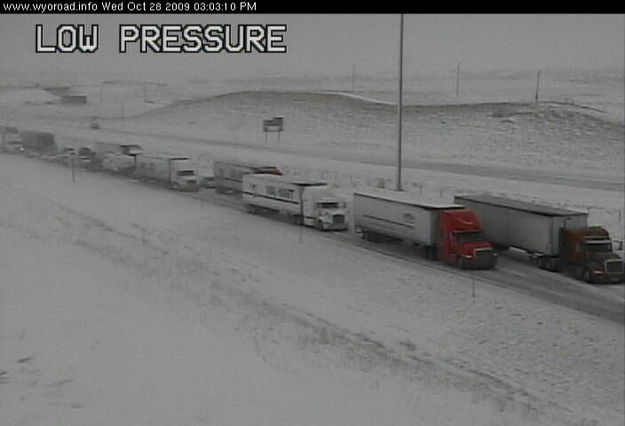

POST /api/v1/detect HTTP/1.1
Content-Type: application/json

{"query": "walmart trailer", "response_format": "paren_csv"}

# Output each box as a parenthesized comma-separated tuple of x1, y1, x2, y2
(242, 174, 348, 231)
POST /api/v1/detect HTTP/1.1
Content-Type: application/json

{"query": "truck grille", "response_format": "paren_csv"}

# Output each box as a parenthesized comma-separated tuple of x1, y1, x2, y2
(333, 215, 345, 225)
(605, 260, 624, 273)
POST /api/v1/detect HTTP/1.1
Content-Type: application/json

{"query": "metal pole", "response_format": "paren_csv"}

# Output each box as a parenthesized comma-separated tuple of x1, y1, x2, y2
(456, 62, 460, 98)
(535, 70, 541, 103)
(396, 14, 404, 192)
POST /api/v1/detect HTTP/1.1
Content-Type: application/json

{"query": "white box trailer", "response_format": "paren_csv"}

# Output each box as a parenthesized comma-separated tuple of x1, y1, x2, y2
(135, 154, 199, 191)
(214, 160, 281, 193)
(454, 194, 588, 256)
(353, 191, 464, 246)
(94, 142, 143, 171)
(242, 174, 348, 231)
(101, 153, 136, 174)
(94, 141, 143, 157)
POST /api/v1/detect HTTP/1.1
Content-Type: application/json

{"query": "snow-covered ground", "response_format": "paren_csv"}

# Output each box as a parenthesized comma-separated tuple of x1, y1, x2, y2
(1, 151, 623, 426)
(1, 70, 624, 425)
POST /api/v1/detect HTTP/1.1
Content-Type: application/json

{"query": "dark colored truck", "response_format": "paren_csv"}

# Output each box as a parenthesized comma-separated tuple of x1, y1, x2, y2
(455, 194, 624, 283)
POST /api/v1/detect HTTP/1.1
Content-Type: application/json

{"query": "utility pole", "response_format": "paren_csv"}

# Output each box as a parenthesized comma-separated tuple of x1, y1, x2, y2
(396, 13, 404, 192)
(71, 154, 76, 183)
(456, 62, 461, 98)
(351, 63, 356, 93)
(535, 70, 541, 103)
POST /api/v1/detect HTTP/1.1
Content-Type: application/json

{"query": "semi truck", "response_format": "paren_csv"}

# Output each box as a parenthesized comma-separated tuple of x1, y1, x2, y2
(134, 154, 199, 191)
(242, 174, 348, 231)
(19, 131, 56, 155)
(353, 190, 497, 269)
(214, 160, 282, 193)
(454, 194, 624, 283)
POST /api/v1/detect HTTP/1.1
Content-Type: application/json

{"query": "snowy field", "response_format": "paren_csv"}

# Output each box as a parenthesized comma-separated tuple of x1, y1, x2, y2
(1, 69, 624, 426)
(1, 154, 623, 426)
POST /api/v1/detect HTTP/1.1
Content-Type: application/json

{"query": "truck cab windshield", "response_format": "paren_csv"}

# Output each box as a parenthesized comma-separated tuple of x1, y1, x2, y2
(177, 170, 195, 177)
(584, 242, 612, 253)
(454, 231, 485, 243)
(318, 202, 339, 209)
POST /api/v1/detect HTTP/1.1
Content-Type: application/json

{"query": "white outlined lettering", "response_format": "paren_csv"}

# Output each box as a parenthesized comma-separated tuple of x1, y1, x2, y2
(119, 25, 140, 53)
(35, 24, 98, 53)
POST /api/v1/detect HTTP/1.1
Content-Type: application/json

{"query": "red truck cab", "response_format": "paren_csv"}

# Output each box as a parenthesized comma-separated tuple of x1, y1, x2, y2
(437, 209, 498, 269)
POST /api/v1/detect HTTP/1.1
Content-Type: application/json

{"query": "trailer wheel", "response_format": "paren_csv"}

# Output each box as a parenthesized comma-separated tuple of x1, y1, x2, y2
(290, 215, 302, 226)
(545, 258, 560, 272)
(582, 268, 594, 284)
(456, 256, 466, 269)
(423, 246, 436, 260)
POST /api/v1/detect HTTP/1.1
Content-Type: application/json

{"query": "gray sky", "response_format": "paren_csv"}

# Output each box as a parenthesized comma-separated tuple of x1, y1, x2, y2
(0, 14, 623, 81)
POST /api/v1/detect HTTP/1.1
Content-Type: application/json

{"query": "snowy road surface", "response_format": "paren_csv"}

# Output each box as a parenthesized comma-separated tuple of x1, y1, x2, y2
(1, 153, 623, 426)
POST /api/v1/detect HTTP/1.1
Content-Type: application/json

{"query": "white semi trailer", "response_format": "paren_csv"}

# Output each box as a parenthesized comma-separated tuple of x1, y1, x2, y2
(454, 194, 588, 256)
(94, 142, 143, 171)
(135, 154, 199, 191)
(214, 160, 282, 193)
(101, 153, 136, 174)
(94, 141, 144, 157)
(242, 174, 348, 231)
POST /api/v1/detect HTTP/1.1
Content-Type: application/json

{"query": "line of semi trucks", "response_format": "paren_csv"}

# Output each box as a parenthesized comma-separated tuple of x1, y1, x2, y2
(2, 130, 623, 283)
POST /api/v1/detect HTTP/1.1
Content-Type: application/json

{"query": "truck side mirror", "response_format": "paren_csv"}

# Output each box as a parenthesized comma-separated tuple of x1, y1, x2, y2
(614, 240, 624, 251)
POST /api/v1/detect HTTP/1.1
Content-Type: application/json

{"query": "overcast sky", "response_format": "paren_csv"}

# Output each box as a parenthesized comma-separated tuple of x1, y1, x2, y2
(0, 14, 623, 81)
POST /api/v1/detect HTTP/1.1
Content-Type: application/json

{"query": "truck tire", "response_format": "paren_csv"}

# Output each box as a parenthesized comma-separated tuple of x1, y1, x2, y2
(545, 258, 560, 272)
(423, 246, 437, 260)
(536, 257, 547, 270)
(363, 230, 376, 242)
(456, 256, 466, 269)
(290, 215, 303, 226)
(315, 220, 323, 231)
(582, 268, 594, 284)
